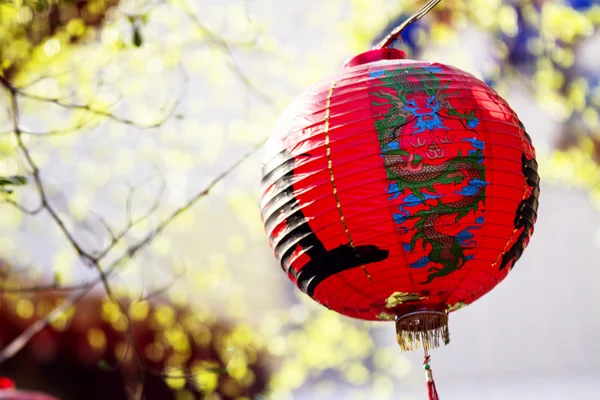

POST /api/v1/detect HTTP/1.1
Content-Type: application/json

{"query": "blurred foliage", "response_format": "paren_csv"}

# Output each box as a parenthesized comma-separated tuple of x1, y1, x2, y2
(0, 0, 599, 399)
(0, 175, 26, 194)
(0, 288, 269, 399)
(0, 0, 121, 79)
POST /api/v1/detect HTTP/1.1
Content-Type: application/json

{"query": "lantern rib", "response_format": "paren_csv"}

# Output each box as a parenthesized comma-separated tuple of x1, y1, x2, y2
(262, 121, 527, 169)
(262, 161, 529, 217)
(264, 183, 534, 233)
(271, 205, 535, 260)
(269, 103, 521, 146)
(296, 84, 506, 110)
(284, 238, 528, 279)
(262, 172, 533, 220)
(261, 137, 526, 187)
(277, 219, 535, 265)
(269, 198, 534, 255)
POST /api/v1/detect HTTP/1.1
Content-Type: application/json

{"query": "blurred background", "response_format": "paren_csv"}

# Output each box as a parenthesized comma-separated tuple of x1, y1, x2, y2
(0, 0, 599, 399)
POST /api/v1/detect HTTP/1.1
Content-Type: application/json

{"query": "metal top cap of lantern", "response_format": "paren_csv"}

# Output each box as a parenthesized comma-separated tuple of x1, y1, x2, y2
(343, 48, 408, 68)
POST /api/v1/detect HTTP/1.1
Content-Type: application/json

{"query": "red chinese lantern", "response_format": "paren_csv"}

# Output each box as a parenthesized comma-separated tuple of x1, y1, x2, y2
(260, 1, 539, 398)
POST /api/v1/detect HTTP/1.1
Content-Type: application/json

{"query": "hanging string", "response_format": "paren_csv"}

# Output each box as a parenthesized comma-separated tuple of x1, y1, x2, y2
(423, 347, 441, 400)
(372, 0, 443, 50)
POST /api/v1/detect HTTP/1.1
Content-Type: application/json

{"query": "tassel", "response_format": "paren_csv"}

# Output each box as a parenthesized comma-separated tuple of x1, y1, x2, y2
(395, 311, 449, 352)
(423, 349, 440, 400)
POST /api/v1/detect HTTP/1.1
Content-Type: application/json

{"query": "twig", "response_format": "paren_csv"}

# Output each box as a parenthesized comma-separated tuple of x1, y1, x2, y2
(0, 281, 92, 293)
(0, 76, 96, 268)
(14, 64, 188, 136)
(16, 89, 178, 130)
(114, 137, 267, 261)
(138, 268, 187, 302)
(19, 116, 98, 137)
(0, 283, 97, 364)
(14, 71, 70, 90)
(94, 173, 166, 260)
(0, 197, 43, 215)
(175, 1, 273, 105)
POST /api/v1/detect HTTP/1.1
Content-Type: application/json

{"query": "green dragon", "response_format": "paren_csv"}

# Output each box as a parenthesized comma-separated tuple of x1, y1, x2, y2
(371, 65, 487, 282)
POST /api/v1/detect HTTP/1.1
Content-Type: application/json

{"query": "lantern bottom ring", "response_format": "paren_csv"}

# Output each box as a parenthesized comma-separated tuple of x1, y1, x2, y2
(395, 310, 450, 352)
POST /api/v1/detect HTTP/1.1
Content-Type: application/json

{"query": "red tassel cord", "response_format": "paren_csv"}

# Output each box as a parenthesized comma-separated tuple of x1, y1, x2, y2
(423, 349, 440, 400)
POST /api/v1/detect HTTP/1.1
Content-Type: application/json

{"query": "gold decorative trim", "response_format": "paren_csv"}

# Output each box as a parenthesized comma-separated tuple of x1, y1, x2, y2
(447, 301, 467, 312)
(376, 312, 396, 321)
(395, 311, 450, 352)
(385, 291, 427, 309)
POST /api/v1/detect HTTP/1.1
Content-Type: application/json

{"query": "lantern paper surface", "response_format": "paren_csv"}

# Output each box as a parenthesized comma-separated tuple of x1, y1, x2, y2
(260, 48, 539, 344)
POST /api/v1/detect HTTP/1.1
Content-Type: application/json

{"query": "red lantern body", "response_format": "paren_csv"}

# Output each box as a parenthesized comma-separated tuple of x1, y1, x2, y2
(260, 48, 539, 349)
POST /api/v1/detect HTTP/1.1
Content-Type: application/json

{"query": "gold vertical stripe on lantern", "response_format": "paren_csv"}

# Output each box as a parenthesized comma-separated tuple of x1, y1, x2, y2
(324, 81, 373, 282)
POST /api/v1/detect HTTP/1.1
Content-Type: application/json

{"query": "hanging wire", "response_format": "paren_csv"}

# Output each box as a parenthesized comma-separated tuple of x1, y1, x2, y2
(372, 0, 443, 49)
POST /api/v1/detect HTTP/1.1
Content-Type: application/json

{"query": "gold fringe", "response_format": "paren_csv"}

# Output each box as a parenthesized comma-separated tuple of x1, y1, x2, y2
(395, 311, 450, 352)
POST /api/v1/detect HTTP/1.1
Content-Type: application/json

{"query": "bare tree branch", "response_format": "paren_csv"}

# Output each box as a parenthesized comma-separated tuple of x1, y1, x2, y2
(14, 71, 70, 90)
(0, 197, 43, 215)
(0, 76, 146, 380)
(17, 87, 184, 134)
(0, 73, 268, 390)
(113, 137, 267, 264)
(0, 281, 94, 293)
(1, 76, 97, 268)
(138, 265, 187, 302)
(94, 172, 166, 260)
(0, 284, 96, 364)
(93, 211, 118, 242)
(10, 64, 188, 138)
(19, 115, 99, 137)
(175, 0, 273, 105)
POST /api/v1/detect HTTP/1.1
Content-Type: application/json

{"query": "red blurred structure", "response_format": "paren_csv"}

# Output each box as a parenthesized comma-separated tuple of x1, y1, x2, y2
(0, 289, 269, 400)
(0, 377, 58, 400)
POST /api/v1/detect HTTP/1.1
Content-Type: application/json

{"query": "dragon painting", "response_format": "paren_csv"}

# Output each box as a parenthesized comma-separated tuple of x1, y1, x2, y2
(371, 65, 488, 283)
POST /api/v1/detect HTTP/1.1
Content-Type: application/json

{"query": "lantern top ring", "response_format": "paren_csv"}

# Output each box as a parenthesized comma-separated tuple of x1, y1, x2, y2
(343, 48, 407, 68)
